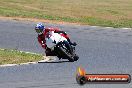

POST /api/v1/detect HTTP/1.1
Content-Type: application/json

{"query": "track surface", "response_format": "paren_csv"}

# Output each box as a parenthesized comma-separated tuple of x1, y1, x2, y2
(0, 19, 132, 88)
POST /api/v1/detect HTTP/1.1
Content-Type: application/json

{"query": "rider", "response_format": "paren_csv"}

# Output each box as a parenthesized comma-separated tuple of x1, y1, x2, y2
(35, 23, 77, 56)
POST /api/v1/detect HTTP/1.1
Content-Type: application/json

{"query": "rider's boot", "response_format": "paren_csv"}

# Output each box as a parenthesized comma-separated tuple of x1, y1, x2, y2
(45, 48, 56, 56)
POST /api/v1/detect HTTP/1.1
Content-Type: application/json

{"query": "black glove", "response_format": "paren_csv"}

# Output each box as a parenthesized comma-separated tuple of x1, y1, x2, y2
(55, 31, 67, 35)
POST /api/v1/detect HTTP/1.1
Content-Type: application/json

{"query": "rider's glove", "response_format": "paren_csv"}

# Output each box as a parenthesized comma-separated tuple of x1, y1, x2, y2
(55, 31, 67, 35)
(41, 41, 47, 49)
(60, 31, 67, 35)
(42, 44, 47, 49)
(63, 31, 67, 35)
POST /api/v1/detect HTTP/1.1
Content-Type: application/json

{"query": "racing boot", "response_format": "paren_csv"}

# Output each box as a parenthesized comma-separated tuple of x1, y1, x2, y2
(45, 48, 56, 56)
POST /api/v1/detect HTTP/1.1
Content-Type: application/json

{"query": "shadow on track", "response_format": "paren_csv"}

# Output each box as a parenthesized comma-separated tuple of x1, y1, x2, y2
(38, 60, 71, 63)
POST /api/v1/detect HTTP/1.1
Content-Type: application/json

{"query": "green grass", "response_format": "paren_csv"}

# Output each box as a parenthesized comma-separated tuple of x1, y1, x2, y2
(0, 49, 43, 65)
(0, 0, 132, 28)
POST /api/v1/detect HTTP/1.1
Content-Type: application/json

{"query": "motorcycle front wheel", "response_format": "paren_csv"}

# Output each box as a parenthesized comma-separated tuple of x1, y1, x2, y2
(58, 47, 74, 62)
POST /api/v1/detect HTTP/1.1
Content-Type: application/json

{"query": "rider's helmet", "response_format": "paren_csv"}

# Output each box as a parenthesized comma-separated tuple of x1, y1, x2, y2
(35, 23, 45, 34)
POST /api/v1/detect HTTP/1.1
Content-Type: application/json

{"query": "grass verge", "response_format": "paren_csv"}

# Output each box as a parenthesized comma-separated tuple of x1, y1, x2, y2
(0, 49, 43, 65)
(0, 0, 132, 28)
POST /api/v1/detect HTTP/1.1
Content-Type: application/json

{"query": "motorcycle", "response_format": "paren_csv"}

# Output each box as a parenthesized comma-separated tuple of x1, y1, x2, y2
(45, 31, 79, 62)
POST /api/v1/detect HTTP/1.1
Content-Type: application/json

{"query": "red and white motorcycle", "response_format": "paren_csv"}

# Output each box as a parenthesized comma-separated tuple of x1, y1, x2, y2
(45, 31, 79, 62)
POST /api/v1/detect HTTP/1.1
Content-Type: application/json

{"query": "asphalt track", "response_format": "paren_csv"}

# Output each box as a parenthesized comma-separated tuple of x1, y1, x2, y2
(0, 19, 132, 88)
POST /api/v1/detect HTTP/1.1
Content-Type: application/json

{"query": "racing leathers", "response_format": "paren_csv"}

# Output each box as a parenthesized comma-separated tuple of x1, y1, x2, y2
(37, 27, 75, 56)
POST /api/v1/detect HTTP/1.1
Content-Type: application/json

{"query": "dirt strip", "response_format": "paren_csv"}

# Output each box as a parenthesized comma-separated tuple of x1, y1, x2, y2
(0, 16, 80, 25)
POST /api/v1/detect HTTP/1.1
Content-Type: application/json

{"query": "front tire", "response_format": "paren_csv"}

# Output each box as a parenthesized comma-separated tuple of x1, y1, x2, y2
(59, 47, 74, 62)
(74, 55, 79, 61)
